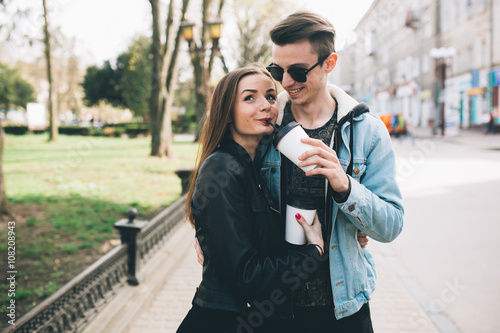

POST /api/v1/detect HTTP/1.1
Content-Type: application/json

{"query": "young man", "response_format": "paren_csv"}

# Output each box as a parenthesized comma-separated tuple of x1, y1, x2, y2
(259, 11, 404, 332)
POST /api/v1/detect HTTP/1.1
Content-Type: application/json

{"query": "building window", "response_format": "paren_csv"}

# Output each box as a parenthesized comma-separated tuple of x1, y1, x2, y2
(423, 54, 430, 74)
(466, 47, 473, 68)
(466, 0, 472, 18)
(413, 57, 420, 79)
(476, 0, 487, 13)
(424, 16, 432, 38)
(455, 51, 461, 73)
(481, 40, 487, 68)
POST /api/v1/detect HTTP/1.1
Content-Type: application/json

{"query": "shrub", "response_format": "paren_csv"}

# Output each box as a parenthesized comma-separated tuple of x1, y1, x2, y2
(4, 126, 29, 135)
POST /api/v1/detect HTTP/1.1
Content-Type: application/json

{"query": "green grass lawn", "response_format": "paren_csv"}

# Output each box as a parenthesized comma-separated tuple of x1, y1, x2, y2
(0, 133, 198, 324)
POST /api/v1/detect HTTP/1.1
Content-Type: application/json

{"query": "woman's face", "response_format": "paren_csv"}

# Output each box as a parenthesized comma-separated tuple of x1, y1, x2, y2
(229, 73, 278, 148)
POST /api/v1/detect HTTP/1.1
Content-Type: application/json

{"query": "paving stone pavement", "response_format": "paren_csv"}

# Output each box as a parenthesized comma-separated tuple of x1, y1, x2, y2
(122, 224, 200, 333)
(85, 222, 445, 333)
(412, 126, 500, 150)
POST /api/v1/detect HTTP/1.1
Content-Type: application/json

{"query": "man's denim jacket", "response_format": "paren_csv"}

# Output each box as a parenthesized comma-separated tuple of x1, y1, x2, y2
(258, 85, 404, 319)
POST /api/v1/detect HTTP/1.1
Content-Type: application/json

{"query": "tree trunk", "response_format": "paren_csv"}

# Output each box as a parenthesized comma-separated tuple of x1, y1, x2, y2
(193, 51, 206, 141)
(43, 0, 57, 141)
(192, 0, 226, 141)
(149, 0, 189, 157)
(149, 0, 167, 157)
(0, 120, 11, 219)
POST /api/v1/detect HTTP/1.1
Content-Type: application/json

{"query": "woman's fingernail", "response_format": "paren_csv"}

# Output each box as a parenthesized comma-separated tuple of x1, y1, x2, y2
(295, 213, 301, 219)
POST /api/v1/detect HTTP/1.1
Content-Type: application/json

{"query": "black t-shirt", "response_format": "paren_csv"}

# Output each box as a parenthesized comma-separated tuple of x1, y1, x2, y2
(282, 100, 337, 307)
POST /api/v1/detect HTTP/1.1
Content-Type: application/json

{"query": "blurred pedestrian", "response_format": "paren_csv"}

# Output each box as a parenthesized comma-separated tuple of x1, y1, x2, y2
(401, 116, 416, 145)
(487, 112, 495, 134)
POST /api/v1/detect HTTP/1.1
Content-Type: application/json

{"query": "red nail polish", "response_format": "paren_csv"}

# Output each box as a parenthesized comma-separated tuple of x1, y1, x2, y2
(295, 213, 301, 219)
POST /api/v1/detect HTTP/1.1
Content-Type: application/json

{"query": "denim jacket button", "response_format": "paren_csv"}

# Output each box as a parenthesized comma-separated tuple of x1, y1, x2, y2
(348, 203, 356, 212)
(354, 165, 360, 175)
(271, 167, 276, 173)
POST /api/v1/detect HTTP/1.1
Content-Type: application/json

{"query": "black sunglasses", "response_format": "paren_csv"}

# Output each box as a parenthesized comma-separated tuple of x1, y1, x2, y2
(266, 55, 330, 83)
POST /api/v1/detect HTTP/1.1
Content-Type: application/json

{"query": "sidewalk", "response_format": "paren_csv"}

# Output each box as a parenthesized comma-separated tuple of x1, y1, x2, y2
(412, 126, 500, 150)
(83, 221, 452, 333)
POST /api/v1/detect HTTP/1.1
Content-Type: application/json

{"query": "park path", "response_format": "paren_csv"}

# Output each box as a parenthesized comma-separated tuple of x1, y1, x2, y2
(83, 221, 446, 333)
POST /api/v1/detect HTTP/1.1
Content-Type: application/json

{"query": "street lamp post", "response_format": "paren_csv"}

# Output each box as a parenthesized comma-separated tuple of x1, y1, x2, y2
(180, 19, 222, 139)
(430, 47, 456, 136)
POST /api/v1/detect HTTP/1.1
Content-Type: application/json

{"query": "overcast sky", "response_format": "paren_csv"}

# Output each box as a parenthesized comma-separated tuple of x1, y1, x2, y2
(1, 0, 374, 66)
(59, 0, 373, 64)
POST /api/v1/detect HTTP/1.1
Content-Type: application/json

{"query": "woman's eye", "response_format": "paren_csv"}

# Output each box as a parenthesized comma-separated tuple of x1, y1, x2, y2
(267, 95, 276, 101)
(244, 95, 254, 101)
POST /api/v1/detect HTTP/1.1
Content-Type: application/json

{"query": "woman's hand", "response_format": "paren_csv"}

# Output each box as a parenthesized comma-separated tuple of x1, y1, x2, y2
(194, 238, 204, 265)
(357, 231, 369, 248)
(295, 213, 324, 255)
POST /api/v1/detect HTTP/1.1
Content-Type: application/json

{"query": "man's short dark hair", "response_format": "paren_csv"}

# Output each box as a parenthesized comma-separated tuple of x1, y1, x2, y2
(270, 11, 336, 58)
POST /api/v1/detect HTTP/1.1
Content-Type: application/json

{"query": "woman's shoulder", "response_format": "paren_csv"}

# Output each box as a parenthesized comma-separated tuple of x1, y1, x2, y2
(198, 150, 246, 179)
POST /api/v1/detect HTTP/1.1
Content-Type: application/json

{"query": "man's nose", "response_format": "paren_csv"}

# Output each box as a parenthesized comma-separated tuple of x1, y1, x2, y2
(281, 71, 296, 87)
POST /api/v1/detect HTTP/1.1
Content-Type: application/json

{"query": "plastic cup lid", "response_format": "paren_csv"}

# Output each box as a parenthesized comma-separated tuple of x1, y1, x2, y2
(273, 121, 300, 148)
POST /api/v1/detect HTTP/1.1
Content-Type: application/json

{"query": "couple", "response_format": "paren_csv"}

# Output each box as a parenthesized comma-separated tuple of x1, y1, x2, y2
(178, 11, 404, 333)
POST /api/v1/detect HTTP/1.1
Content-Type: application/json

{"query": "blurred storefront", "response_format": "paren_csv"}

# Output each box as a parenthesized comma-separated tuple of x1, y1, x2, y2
(332, 0, 498, 134)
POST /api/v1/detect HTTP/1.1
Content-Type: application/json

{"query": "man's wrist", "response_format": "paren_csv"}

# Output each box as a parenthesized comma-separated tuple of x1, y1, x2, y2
(332, 176, 351, 203)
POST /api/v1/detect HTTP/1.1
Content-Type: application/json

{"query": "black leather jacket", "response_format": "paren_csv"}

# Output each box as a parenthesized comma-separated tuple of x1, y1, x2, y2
(191, 138, 319, 313)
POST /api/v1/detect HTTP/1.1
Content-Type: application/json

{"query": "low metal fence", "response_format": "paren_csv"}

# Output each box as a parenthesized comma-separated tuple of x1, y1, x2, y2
(6, 192, 189, 333)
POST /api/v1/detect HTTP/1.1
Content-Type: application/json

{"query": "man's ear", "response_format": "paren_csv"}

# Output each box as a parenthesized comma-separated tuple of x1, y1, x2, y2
(326, 53, 338, 73)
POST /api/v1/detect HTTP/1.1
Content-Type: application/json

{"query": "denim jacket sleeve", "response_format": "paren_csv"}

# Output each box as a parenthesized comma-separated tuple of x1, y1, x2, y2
(337, 117, 404, 243)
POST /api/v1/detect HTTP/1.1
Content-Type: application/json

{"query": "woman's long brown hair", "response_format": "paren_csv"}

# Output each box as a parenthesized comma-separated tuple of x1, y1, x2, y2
(185, 64, 274, 227)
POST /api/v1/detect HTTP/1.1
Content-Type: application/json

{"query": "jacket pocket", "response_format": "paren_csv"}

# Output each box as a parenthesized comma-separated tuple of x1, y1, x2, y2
(351, 162, 366, 181)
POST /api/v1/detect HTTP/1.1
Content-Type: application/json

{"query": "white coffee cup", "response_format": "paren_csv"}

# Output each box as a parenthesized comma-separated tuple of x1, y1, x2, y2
(285, 204, 317, 245)
(273, 121, 318, 173)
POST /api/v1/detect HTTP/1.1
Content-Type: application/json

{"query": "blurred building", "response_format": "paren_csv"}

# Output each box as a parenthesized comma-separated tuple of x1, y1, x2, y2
(332, 0, 499, 133)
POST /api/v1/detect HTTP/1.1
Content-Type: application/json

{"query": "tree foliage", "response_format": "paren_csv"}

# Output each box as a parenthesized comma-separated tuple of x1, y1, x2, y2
(81, 37, 152, 120)
(0, 62, 36, 110)
(81, 61, 122, 108)
(232, 0, 292, 67)
(117, 36, 152, 120)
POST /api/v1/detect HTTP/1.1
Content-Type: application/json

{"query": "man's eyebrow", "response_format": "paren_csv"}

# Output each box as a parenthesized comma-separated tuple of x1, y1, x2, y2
(274, 62, 308, 68)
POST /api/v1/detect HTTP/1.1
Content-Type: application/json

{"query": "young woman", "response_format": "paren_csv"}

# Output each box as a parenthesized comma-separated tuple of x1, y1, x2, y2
(177, 65, 325, 333)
